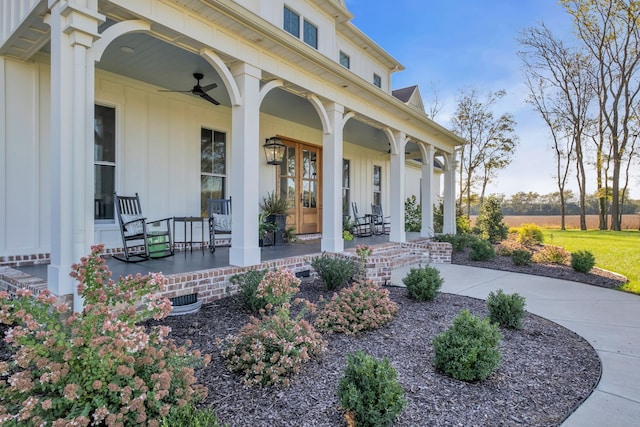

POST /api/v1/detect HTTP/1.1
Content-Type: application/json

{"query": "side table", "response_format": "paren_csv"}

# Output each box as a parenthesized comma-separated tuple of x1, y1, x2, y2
(173, 217, 206, 255)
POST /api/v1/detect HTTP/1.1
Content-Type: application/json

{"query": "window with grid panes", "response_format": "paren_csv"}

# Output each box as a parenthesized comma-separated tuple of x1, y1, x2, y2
(373, 165, 382, 206)
(339, 51, 350, 68)
(94, 104, 116, 221)
(200, 128, 226, 216)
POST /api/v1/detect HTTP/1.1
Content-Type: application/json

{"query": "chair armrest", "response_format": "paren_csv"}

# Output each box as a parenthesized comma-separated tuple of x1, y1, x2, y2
(147, 217, 172, 225)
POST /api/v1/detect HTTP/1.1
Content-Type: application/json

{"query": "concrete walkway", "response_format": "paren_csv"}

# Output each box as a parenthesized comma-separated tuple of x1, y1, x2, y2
(390, 264, 640, 426)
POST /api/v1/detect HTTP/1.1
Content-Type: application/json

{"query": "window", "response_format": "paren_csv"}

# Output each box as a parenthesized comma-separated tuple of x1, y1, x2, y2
(94, 105, 116, 221)
(339, 51, 350, 69)
(373, 165, 382, 206)
(283, 6, 318, 49)
(201, 128, 227, 216)
(303, 19, 318, 48)
(342, 159, 351, 217)
(373, 73, 382, 88)
(284, 6, 300, 38)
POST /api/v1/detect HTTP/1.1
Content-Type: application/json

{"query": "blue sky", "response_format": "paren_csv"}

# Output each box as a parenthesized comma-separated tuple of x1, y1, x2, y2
(345, 0, 580, 197)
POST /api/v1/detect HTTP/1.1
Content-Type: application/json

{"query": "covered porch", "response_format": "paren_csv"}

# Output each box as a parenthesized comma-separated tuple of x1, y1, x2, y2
(3, 233, 452, 306)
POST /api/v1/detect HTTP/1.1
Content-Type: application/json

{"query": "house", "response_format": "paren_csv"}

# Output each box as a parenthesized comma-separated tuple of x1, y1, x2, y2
(0, 0, 464, 309)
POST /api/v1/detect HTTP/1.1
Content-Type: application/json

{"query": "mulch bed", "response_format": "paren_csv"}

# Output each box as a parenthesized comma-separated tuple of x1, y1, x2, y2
(0, 250, 614, 426)
(148, 279, 600, 427)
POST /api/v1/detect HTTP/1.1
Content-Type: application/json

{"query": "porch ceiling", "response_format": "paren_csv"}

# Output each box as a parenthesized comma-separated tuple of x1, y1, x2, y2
(95, 31, 395, 154)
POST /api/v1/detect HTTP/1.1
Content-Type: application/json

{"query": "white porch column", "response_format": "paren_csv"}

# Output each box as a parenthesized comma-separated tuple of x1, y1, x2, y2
(443, 157, 457, 234)
(389, 132, 406, 243)
(321, 103, 344, 253)
(229, 63, 261, 266)
(421, 144, 434, 237)
(46, 1, 103, 310)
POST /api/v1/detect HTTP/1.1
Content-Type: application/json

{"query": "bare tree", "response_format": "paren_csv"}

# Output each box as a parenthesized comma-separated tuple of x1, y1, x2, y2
(451, 88, 518, 217)
(519, 23, 596, 230)
(561, 0, 640, 230)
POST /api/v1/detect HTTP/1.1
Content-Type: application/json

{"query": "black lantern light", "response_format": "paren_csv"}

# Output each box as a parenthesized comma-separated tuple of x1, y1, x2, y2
(263, 136, 286, 165)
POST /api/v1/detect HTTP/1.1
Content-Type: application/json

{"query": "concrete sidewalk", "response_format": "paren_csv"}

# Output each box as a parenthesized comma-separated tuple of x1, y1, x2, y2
(390, 264, 640, 426)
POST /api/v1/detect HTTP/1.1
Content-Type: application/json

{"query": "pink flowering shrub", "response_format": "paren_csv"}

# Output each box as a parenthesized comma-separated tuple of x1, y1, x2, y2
(220, 268, 326, 387)
(314, 281, 398, 336)
(0, 245, 209, 427)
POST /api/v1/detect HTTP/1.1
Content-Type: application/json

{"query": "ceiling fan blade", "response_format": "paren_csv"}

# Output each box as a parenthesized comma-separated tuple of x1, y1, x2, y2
(158, 89, 192, 93)
(200, 92, 220, 105)
(200, 82, 218, 92)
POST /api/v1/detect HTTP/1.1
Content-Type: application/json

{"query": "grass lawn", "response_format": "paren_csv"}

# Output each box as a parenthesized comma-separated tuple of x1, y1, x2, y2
(541, 229, 640, 295)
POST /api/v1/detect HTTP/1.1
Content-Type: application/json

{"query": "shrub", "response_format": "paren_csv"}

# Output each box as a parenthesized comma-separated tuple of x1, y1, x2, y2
(403, 265, 443, 301)
(532, 245, 570, 264)
(0, 245, 209, 426)
(495, 237, 528, 256)
(516, 223, 544, 246)
(511, 249, 532, 266)
(315, 281, 398, 335)
(220, 310, 326, 387)
(432, 309, 502, 382)
(161, 404, 226, 427)
(469, 238, 495, 261)
(432, 233, 472, 252)
(230, 268, 268, 314)
(220, 268, 326, 387)
(572, 250, 596, 273)
(475, 195, 509, 243)
(404, 195, 422, 232)
(338, 351, 406, 427)
(311, 253, 355, 290)
(486, 290, 527, 330)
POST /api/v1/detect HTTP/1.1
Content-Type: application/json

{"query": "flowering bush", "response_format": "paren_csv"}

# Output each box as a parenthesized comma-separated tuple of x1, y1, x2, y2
(532, 245, 570, 264)
(314, 281, 398, 336)
(355, 244, 372, 278)
(220, 268, 326, 387)
(0, 245, 209, 426)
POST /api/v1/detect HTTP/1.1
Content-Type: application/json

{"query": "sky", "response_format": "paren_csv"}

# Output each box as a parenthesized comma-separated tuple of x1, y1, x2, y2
(344, 0, 592, 197)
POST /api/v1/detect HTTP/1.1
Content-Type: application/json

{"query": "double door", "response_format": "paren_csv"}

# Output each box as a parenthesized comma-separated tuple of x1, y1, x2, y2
(277, 139, 322, 235)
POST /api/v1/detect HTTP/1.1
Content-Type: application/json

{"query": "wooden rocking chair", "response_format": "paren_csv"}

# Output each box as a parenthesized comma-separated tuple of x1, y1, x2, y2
(351, 202, 372, 237)
(113, 192, 174, 262)
(208, 198, 232, 253)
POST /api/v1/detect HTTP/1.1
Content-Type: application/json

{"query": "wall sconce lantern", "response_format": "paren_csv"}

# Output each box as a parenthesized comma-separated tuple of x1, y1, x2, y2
(263, 136, 286, 165)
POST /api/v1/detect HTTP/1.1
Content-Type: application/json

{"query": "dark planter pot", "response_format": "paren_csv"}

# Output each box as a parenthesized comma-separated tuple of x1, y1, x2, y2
(267, 214, 287, 245)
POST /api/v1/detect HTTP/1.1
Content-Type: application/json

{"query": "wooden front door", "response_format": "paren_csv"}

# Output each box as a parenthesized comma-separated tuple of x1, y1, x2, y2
(277, 139, 322, 235)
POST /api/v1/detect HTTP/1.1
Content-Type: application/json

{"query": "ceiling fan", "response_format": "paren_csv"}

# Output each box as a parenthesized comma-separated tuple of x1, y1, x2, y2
(159, 72, 220, 105)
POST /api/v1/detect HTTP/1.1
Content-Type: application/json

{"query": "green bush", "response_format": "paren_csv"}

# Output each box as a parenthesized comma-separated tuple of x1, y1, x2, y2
(511, 249, 532, 266)
(475, 195, 508, 243)
(0, 245, 209, 426)
(221, 268, 326, 387)
(571, 250, 596, 273)
(404, 195, 422, 232)
(433, 309, 502, 382)
(161, 405, 227, 427)
(532, 245, 570, 264)
(311, 253, 355, 290)
(403, 265, 443, 301)
(516, 223, 544, 246)
(338, 351, 406, 427)
(469, 238, 496, 261)
(486, 290, 527, 330)
(432, 233, 472, 252)
(315, 281, 398, 335)
(229, 268, 268, 313)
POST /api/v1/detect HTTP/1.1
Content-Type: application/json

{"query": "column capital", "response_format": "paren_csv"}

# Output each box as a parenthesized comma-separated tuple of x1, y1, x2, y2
(231, 62, 262, 79)
(50, 1, 104, 48)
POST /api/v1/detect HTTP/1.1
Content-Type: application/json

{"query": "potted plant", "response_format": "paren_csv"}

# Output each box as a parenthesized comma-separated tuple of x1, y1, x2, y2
(260, 191, 289, 245)
(258, 213, 277, 247)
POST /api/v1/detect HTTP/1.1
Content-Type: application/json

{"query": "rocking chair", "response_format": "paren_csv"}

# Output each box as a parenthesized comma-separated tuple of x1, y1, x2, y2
(351, 202, 372, 237)
(208, 198, 232, 253)
(113, 192, 174, 262)
(371, 204, 391, 235)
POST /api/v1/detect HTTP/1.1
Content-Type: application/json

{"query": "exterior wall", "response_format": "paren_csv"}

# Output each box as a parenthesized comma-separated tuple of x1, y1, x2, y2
(404, 162, 443, 209)
(336, 35, 389, 91)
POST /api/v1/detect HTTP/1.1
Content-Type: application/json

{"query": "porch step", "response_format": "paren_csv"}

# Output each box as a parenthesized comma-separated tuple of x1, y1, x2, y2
(370, 245, 428, 269)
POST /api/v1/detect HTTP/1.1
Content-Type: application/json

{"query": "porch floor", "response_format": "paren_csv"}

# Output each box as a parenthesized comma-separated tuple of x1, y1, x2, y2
(18, 233, 398, 282)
